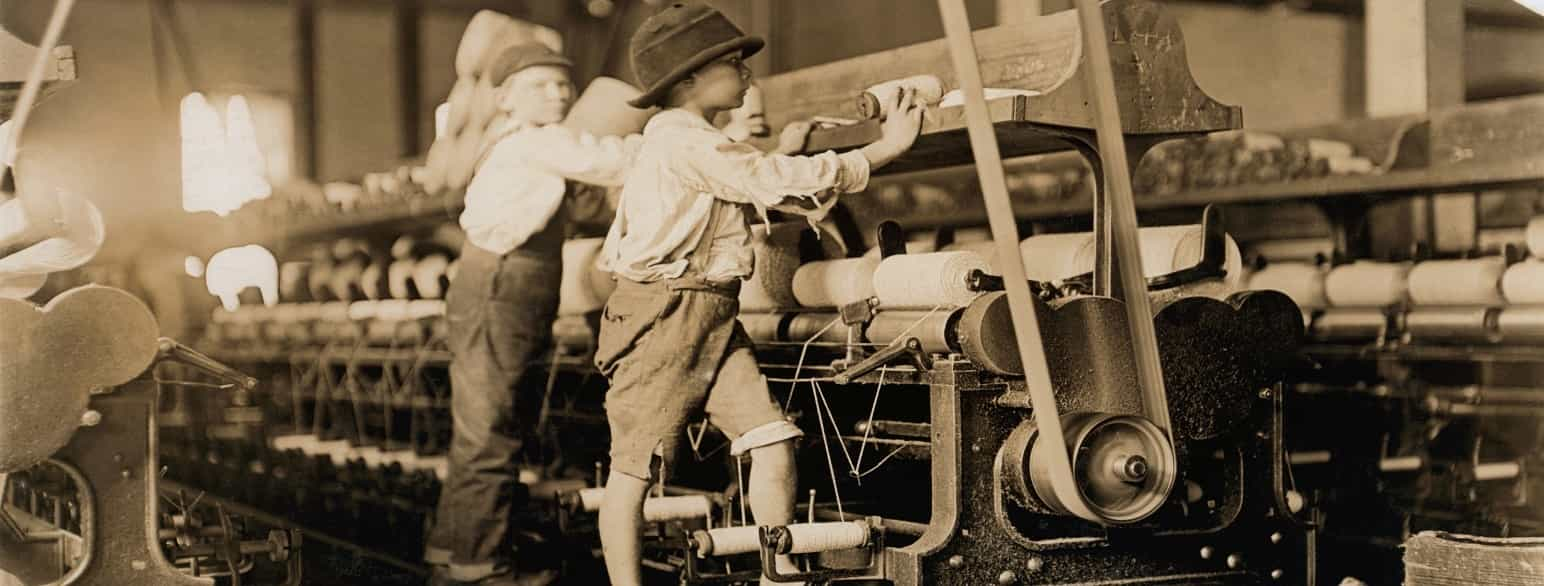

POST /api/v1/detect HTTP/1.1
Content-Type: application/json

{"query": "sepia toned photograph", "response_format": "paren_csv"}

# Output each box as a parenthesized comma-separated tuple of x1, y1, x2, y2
(2, 1, 1543, 584)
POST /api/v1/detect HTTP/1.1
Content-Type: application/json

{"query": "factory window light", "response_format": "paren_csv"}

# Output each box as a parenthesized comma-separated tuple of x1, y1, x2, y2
(204, 244, 277, 311)
(180, 92, 274, 216)
(1519, 1, 1544, 17)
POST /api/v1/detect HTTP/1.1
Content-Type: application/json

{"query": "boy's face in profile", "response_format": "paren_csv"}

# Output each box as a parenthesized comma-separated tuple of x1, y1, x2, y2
(686, 52, 752, 111)
(498, 65, 575, 126)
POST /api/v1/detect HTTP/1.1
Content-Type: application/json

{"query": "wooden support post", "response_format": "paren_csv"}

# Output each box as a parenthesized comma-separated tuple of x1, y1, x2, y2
(396, 0, 421, 157)
(293, 0, 318, 179)
(748, 0, 776, 77)
(1364, 0, 1468, 257)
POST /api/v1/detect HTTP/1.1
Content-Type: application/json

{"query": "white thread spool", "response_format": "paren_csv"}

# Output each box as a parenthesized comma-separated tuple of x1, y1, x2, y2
(320, 302, 351, 323)
(1324, 262, 1410, 307)
(263, 307, 291, 340)
(940, 240, 1002, 273)
(1306, 139, 1354, 160)
(693, 526, 763, 557)
(559, 238, 609, 315)
(865, 310, 955, 354)
(408, 300, 446, 319)
(781, 521, 870, 554)
(413, 254, 452, 300)
(1502, 260, 1544, 304)
(328, 257, 367, 302)
(1020, 226, 1244, 301)
(791, 257, 880, 308)
(295, 303, 325, 323)
(857, 75, 944, 119)
(784, 313, 847, 345)
(1288, 451, 1332, 466)
(1018, 232, 1089, 281)
(1207, 129, 1284, 152)
(1474, 461, 1521, 481)
(375, 299, 411, 322)
(361, 259, 391, 301)
(1404, 308, 1501, 344)
(1310, 309, 1387, 341)
(367, 302, 408, 342)
(1246, 262, 1327, 309)
(576, 487, 712, 521)
(348, 300, 383, 321)
(872, 251, 988, 309)
(740, 224, 804, 312)
(1526, 216, 1544, 257)
(388, 259, 417, 300)
(643, 495, 715, 522)
(1407, 258, 1506, 306)
(739, 313, 788, 343)
(272, 303, 301, 325)
(1498, 307, 1544, 342)
(515, 465, 540, 484)
(1379, 456, 1423, 473)
(1068, 225, 1243, 301)
(1327, 157, 1374, 175)
(314, 301, 352, 342)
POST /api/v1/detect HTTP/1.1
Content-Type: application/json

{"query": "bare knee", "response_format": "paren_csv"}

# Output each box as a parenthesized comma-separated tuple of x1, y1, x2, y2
(601, 471, 651, 513)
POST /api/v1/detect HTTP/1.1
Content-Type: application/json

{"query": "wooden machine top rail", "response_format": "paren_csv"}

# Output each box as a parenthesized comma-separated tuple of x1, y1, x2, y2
(758, 0, 1240, 172)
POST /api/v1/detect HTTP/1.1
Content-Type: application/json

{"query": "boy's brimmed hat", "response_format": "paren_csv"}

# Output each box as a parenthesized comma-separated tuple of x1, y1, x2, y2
(483, 42, 573, 84)
(627, 2, 763, 109)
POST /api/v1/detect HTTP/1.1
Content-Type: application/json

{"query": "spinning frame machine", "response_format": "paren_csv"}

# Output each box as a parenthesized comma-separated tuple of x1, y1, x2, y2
(649, 1, 1309, 583)
(1, 1, 1328, 584)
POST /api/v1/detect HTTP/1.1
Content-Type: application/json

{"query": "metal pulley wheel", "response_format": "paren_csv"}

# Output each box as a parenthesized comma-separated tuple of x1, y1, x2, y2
(1001, 412, 1176, 524)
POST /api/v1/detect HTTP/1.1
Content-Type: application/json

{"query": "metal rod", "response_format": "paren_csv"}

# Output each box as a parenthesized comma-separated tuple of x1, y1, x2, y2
(934, 0, 1099, 524)
(809, 508, 927, 537)
(1, 0, 76, 166)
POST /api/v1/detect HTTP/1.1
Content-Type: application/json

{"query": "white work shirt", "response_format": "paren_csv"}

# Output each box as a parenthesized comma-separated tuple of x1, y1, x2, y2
(460, 122, 640, 255)
(599, 109, 870, 283)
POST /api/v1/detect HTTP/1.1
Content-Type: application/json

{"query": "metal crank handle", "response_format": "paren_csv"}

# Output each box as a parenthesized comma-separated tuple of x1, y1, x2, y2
(833, 338, 928, 385)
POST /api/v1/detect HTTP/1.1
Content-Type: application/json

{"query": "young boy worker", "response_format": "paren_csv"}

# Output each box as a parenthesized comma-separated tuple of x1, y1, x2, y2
(425, 42, 639, 586)
(594, 2, 924, 584)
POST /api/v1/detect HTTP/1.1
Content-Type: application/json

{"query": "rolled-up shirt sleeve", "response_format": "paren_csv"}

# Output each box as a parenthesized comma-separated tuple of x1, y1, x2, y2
(678, 134, 871, 211)
(509, 126, 642, 187)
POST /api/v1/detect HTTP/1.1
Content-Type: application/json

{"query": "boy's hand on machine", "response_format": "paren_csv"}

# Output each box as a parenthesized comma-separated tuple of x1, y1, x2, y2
(775, 120, 814, 154)
(882, 86, 925, 146)
(862, 87, 925, 169)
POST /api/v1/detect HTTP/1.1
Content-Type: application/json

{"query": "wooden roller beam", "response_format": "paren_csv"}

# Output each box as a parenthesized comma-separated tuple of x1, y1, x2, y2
(756, 0, 1239, 138)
